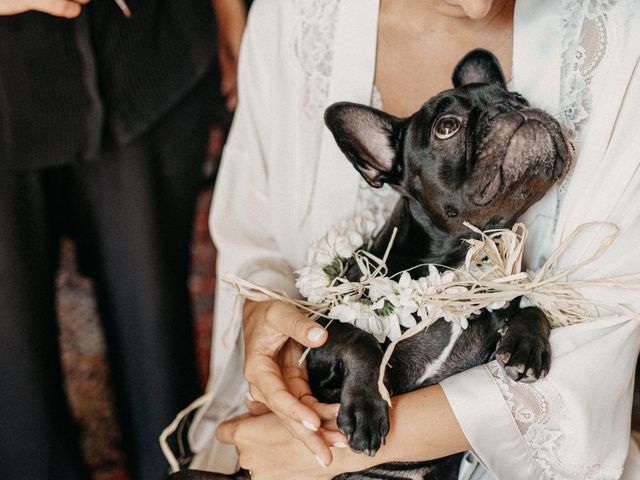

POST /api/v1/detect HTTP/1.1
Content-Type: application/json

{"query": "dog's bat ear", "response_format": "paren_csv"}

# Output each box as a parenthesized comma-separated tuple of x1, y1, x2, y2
(452, 48, 506, 88)
(324, 102, 403, 188)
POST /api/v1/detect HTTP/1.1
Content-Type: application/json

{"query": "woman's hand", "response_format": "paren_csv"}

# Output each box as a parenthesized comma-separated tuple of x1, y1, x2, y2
(217, 411, 371, 480)
(0, 0, 89, 17)
(242, 299, 337, 465)
(212, 0, 247, 110)
(219, 384, 470, 479)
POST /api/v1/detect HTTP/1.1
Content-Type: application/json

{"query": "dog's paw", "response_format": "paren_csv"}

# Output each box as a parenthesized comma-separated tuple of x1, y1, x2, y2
(337, 395, 389, 456)
(496, 327, 551, 383)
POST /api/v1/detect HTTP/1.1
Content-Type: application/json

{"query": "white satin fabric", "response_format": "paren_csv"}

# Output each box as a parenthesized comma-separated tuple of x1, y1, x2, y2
(189, 0, 640, 477)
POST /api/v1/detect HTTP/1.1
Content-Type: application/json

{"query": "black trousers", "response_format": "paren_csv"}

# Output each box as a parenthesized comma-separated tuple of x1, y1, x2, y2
(0, 80, 210, 480)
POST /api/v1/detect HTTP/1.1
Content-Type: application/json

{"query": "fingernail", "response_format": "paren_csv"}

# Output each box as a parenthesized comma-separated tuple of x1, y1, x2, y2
(302, 420, 318, 432)
(245, 391, 254, 402)
(315, 454, 327, 468)
(308, 327, 326, 342)
(333, 441, 348, 448)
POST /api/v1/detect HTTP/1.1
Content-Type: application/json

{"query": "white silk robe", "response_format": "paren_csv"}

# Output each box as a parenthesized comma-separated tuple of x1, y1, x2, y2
(189, 1, 640, 478)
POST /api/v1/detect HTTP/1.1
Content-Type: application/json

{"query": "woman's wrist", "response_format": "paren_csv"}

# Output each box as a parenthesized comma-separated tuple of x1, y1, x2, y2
(383, 385, 469, 463)
(328, 384, 469, 474)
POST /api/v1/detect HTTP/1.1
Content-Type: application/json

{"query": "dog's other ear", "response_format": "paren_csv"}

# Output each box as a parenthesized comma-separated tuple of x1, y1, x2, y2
(452, 48, 506, 88)
(324, 102, 403, 188)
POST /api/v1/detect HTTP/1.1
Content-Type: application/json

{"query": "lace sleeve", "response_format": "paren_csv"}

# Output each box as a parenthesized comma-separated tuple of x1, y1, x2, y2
(488, 362, 624, 479)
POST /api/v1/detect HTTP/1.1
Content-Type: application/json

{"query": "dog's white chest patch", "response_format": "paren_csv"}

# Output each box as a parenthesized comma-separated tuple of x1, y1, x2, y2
(417, 322, 464, 385)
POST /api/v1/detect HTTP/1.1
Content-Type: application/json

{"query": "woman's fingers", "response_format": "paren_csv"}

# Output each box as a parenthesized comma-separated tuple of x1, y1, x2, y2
(27, 0, 87, 17)
(274, 411, 334, 467)
(240, 301, 335, 464)
(217, 411, 334, 468)
(244, 338, 322, 428)
(265, 302, 328, 349)
(251, 367, 322, 429)
(322, 428, 349, 448)
(216, 412, 253, 444)
(302, 397, 340, 421)
(217, 412, 349, 479)
(321, 418, 339, 431)
(245, 396, 270, 416)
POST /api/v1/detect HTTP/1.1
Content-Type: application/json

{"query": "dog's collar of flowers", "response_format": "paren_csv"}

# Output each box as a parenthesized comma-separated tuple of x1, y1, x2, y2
(294, 205, 508, 343)
(225, 212, 634, 404)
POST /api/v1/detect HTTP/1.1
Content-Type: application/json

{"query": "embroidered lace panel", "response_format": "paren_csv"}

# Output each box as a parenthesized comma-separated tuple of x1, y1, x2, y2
(557, 0, 613, 198)
(489, 362, 623, 479)
(294, 0, 341, 226)
(294, 0, 341, 119)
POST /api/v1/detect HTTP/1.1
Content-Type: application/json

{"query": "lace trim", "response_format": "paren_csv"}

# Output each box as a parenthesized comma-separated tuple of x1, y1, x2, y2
(553, 0, 618, 234)
(557, 0, 622, 190)
(294, 0, 341, 119)
(489, 362, 623, 479)
(559, 0, 613, 138)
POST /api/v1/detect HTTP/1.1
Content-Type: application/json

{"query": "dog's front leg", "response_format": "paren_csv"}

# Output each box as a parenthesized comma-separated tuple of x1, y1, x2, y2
(308, 322, 390, 456)
(496, 306, 552, 383)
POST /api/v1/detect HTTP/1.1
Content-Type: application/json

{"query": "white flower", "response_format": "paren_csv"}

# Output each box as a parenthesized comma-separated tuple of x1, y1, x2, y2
(371, 298, 386, 311)
(355, 306, 388, 343)
(327, 303, 357, 324)
(417, 277, 437, 295)
(441, 271, 456, 284)
(368, 277, 396, 302)
(309, 244, 335, 266)
(334, 233, 361, 258)
(328, 299, 407, 343)
(295, 266, 330, 303)
(398, 271, 412, 288)
(385, 313, 402, 341)
(444, 286, 468, 296)
(397, 311, 417, 329)
(487, 300, 508, 311)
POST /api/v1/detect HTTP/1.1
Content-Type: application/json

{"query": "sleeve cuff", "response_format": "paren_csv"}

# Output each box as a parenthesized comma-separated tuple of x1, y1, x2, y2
(440, 364, 545, 479)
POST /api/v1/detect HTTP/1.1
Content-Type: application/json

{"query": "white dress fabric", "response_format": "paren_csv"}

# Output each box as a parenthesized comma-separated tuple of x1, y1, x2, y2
(189, 0, 640, 478)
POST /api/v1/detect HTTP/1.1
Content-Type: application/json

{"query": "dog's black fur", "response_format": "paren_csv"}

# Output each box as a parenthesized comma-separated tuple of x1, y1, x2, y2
(167, 49, 570, 480)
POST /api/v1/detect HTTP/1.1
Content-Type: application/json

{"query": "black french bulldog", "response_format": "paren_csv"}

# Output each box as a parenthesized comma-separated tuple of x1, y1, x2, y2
(168, 49, 570, 480)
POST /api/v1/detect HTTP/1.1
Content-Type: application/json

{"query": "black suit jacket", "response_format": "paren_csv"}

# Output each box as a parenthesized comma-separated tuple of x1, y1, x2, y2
(0, 0, 216, 170)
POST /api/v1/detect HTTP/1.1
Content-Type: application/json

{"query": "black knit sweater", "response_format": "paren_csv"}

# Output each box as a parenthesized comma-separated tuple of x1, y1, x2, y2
(0, 0, 216, 170)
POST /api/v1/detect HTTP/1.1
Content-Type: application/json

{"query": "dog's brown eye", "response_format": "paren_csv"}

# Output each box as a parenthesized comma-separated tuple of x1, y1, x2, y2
(435, 116, 461, 139)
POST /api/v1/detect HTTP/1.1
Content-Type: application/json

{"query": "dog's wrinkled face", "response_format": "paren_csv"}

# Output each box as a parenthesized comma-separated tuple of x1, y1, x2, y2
(325, 49, 571, 234)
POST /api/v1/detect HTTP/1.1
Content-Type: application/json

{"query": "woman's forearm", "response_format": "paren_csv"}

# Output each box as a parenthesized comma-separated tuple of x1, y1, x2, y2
(330, 384, 470, 472)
